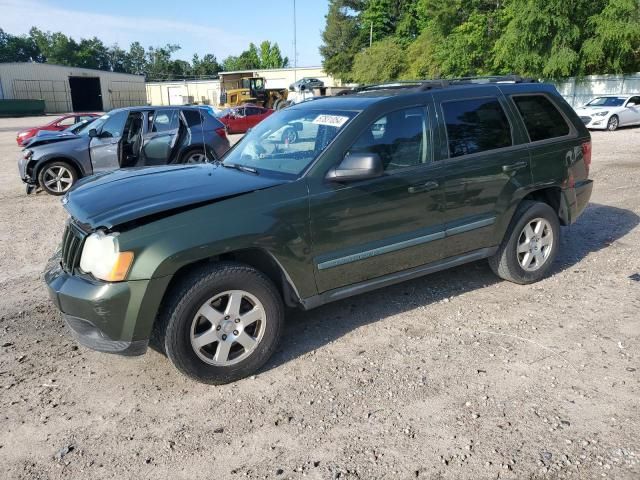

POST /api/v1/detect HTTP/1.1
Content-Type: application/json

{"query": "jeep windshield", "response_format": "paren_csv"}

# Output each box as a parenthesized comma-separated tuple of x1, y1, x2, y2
(222, 108, 356, 176)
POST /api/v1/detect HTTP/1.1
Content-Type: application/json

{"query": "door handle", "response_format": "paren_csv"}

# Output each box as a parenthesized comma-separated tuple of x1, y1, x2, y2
(502, 161, 528, 173)
(408, 181, 439, 194)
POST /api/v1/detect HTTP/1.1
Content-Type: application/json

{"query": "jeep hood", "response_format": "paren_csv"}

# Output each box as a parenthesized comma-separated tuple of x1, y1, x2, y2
(63, 163, 289, 229)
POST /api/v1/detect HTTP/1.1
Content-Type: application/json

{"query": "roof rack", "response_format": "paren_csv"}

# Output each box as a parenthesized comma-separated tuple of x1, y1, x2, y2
(353, 75, 538, 94)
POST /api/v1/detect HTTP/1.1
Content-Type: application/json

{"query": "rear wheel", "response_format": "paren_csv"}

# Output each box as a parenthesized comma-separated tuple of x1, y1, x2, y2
(37, 161, 77, 196)
(182, 148, 207, 164)
(488, 201, 560, 284)
(155, 262, 284, 384)
(607, 115, 619, 131)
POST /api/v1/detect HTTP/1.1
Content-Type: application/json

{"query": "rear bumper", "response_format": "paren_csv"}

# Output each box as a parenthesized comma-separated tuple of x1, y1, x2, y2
(560, 180, 593, 225)
(44, 251, 151, 356)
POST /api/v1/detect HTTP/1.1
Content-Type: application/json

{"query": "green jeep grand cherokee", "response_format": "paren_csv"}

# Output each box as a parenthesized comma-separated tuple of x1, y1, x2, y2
(45, 78, 593, 384)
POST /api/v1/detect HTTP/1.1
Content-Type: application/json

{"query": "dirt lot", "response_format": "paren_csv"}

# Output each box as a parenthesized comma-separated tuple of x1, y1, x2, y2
(0, 115, 638, 480)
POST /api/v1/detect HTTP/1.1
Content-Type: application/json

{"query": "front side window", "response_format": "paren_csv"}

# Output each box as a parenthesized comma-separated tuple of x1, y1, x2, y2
(512, 95, 570, 142)
(443, 98, 512, 158)
(347, 107, 428, 171)
(223, 108, 356, 176)
(98, 110, 129, 138)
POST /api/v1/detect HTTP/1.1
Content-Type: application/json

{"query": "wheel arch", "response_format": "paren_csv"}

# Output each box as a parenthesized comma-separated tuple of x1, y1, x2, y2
(158, 248, 302, 313)
(34, 155, 84, 182)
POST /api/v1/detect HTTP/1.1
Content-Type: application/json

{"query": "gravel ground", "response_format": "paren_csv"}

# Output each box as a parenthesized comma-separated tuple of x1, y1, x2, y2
(0, 115, 638, 480)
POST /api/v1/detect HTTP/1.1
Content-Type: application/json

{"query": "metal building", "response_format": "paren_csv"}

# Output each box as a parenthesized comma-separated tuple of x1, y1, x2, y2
(0, 62, 146, 113)
(146, 79, 221, 107)
(145, 66, 339, 107)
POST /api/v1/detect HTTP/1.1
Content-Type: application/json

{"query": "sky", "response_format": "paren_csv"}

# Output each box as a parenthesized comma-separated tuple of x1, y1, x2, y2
(0, 0, 328, 67)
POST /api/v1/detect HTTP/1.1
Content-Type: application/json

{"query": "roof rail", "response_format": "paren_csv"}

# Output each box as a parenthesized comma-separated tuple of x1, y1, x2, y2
(352, 75, 538, 94)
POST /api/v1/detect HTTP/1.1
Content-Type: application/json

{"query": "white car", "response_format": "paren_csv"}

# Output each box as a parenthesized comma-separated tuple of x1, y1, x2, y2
(574, 95, 640, 131)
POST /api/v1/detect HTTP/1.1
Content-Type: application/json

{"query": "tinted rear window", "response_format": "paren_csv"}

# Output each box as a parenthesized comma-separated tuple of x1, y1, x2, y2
(512, 95, 570, 141)
(182, 109, 203, 128)
(443, 97, 512, 158)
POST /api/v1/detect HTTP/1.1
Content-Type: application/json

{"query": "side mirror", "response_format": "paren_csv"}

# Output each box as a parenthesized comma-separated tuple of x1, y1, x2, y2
(326, 153, 383, 182)
(88, 128, 98, 138)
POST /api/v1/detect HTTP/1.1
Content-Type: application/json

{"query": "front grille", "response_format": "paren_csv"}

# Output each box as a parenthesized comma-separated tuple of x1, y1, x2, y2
(60, 222, 86, 273)
(580, 116, 592, 125)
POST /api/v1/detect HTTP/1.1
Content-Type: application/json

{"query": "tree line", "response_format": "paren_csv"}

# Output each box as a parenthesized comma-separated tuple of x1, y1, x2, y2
(320, 0, 640, 84)
(0, 27, 289, 81)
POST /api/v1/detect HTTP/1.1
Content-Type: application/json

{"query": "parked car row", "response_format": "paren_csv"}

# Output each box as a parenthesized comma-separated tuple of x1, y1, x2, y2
(18, 106, 230, 195)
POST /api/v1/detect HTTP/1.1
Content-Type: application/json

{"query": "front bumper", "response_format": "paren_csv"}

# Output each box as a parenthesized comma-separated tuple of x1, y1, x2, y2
(44, 251, 151, 356)
(578, 114, 610, 130)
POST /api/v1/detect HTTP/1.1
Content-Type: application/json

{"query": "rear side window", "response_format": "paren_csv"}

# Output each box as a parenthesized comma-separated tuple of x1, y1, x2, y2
(512, 95, 570, 142)
(442, 97, 512, 158)
(183, 109, 203, 128)
(149, 109, 178, 133)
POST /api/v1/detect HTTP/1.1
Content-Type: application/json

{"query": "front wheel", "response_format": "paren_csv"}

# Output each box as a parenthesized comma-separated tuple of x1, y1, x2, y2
(156, 262, 284, 384)
(37, 161, 77, 196)
(607, 115, 619, 131)
(488, 201, 560, 284)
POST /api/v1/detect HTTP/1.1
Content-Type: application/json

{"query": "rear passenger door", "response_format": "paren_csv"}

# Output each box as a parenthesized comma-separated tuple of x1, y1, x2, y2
(433, 87, 531, 259)
(141, 109, 179, 165)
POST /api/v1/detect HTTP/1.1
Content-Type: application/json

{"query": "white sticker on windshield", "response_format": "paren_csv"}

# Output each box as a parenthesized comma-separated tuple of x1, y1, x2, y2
(313, 114, 349, 128)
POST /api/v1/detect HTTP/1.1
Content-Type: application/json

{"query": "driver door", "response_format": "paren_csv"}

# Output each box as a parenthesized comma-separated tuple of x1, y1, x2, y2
(89, 110, 129, 173)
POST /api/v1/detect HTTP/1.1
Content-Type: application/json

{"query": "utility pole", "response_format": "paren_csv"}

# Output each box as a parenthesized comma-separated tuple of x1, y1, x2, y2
(293, 0, 297, 82)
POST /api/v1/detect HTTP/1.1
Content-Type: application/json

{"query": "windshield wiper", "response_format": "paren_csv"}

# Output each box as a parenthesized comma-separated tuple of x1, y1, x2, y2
(222, 163, 259, 174)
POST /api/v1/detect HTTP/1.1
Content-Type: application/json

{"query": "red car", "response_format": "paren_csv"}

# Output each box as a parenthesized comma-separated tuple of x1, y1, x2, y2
(217, 104, 273, 134)
(16, 113, 101, 146)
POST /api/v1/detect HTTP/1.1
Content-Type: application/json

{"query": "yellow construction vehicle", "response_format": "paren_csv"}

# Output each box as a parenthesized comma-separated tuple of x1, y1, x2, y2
(219, 73, 289, 110)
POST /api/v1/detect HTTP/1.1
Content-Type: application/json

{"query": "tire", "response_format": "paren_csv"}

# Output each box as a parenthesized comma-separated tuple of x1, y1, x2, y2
(37, 160, 77, 196)
(488, 201, 560, 284)
(181, 148, 208, 164)
(154, 262, 284, 384)
(607, 115, 619, 131)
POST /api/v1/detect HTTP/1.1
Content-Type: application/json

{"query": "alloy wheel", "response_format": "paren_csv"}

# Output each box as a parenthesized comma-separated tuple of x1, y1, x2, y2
(607, 116, 618, 131)
(42, 165, 73, 193)
(517, 217, 554, 272)
(190, 290, 266, 366)
(186, 152, 207, 163)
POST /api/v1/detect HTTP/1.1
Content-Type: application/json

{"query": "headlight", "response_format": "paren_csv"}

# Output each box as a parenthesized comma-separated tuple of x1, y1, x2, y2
(17, 131, 29, 137)
(79, 230, 134, 282)
(593, 111, 609, 116)
(23, 150, 33, 159)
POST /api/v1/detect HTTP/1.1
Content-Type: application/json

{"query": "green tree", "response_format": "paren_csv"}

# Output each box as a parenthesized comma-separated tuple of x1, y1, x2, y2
(581, 0, 640, 74)
(192, 53, 221, 76)
(351, 37, 407, 83)
(0, 29, 41, 62)
(320, 0, 366, 82)
(125, 41, 147, 75)
(492, 0, 601, 78)
(258, 41, 289, 68)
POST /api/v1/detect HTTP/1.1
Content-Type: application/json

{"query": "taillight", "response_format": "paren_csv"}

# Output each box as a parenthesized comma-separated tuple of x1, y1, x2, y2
(215, 127, 227, 140)
(582, 141, 592, 176)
